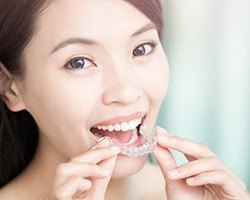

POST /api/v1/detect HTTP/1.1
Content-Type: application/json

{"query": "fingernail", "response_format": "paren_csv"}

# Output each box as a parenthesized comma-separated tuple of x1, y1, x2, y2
(168, 169, 179, 177)
(156, 126, 168, 134)
(98, 138, 111, 147)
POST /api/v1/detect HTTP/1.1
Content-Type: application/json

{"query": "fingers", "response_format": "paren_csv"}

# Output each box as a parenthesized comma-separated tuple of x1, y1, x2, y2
(166, 156, 225, 180)
(52, 176, 92, 200)
(156, 126, 247, 190)
(54, 142, 120, 187)
(185, 170, 232, 186)
(153, 145, 177, 174)
(156, 126, 215, 159)
(53, 162, 110, 187)
(71, 139, 120, 164)
(49, 139, 121, 199)
(185, 170, 248, 199)
(166, 155, 247, 191)
(87, 155, 118, 199)
(155, 126, 249, 199)
(153, 143, 187, 196)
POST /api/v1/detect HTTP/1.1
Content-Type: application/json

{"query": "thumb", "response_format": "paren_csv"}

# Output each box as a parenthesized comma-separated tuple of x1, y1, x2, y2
(153, 126, 178, 176)
(153, 145, 177, 176)
(88, 154, 118, 199)
(152, 127, 185, 196)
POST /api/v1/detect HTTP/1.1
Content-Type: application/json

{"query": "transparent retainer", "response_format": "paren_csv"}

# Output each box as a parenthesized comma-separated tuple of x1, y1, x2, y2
(98, 125, 157, 157)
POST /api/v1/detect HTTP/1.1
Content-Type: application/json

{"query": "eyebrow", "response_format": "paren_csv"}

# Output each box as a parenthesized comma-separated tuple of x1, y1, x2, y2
(49, 23, 157, 55)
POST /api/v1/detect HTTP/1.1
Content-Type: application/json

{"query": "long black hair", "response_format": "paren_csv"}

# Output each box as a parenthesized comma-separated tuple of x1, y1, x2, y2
(0, 0, 163, 187)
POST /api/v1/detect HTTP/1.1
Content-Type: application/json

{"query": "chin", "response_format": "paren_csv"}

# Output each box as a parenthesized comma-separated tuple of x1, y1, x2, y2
(111, 154, 148, 179)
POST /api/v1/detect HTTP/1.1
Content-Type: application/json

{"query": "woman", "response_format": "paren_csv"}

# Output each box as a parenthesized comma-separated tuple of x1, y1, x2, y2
(0, 0, 248, 199)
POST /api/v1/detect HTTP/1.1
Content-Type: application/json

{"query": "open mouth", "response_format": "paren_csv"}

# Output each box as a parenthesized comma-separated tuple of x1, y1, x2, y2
(90, 115, 157, 157)
(90, 116, 145, 147)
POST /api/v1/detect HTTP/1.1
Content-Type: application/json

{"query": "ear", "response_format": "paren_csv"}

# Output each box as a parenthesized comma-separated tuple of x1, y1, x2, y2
(0, 62, 26, 112)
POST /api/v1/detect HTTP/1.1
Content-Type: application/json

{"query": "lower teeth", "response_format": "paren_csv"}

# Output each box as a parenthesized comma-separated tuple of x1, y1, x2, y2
(126, 129, 138, 145)
(97, 125, 157, 157)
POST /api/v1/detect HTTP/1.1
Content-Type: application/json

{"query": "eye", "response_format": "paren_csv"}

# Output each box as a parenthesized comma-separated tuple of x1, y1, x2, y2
(133, 42, 157, 57)
(65, 57, 96, 70)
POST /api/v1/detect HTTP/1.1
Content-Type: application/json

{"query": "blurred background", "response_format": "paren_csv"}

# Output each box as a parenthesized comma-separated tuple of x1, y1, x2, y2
(157, 0, 250, 190)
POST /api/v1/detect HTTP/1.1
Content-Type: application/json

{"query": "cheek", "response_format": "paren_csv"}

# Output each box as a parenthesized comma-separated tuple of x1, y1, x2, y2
(137, 54, 169, 105)
(23, 71, 101, 137)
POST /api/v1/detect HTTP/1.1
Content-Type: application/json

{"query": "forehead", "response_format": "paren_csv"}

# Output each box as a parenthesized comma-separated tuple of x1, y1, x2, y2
(36, 0, 153, 45)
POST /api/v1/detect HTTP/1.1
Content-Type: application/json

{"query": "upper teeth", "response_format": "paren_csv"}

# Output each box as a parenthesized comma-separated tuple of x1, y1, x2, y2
(95, 118, 142, 132)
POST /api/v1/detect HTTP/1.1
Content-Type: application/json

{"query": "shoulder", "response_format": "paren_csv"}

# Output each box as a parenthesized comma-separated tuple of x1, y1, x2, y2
(133, 161, 167, 200)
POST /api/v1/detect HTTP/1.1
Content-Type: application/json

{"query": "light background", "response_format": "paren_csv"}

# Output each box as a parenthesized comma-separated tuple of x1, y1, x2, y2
(157, 0, 250, 189)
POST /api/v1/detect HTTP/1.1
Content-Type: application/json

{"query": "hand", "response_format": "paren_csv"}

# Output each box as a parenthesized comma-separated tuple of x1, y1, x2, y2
(153, 126, 249, 200)
(47, 138, 120, 200)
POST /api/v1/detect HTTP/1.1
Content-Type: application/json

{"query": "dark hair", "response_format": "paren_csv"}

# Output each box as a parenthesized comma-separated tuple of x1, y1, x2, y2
(0, 0, 163, 187)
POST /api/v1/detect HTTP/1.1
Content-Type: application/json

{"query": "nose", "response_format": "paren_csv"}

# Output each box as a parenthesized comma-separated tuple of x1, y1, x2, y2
(102, 64, 142, 105)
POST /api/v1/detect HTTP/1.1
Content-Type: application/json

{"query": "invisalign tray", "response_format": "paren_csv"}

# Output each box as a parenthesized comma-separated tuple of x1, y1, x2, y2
(98, 125, 157, 157)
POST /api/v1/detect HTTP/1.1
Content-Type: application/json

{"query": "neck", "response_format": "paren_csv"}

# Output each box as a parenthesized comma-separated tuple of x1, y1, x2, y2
(14, 137, 61, 199)
(105, 177, 131, 200)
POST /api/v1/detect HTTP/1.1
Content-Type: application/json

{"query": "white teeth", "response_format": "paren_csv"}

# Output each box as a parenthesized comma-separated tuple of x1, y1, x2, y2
(94, 117, 143, 132)
(108, 125, 114, 132)
(129, 120, 136, 130)
(121, 122, 130, 131)
(127, 129, 138, 144)
(97, 125, 102, 129)
(114, 123, 121, 131)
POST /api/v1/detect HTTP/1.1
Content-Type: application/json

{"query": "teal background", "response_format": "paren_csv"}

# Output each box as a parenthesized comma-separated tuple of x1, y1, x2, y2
(156, 0, 250, 190)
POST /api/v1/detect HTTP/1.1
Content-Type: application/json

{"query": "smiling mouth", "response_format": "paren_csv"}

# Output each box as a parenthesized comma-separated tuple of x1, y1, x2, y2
(90, 115, 157, 157)
(90, 116, 145, 146)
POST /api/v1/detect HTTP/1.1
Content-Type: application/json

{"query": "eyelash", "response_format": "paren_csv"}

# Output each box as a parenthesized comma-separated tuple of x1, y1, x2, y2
(64, 41, 157, 71)
(133, 41, 157, 58)
(64, 56, 96, 71)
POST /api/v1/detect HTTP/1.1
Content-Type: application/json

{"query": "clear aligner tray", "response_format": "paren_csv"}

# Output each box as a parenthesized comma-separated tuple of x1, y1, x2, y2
(98, 125, 157, 157)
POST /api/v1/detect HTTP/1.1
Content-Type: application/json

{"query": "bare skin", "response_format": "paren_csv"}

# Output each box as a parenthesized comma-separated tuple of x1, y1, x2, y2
(153, 126, 249, 200)
(0, 0, 169, 198)
(0, 0, 249, 199)
(0, 147, 166, 200)
(0, 126, 248, 199)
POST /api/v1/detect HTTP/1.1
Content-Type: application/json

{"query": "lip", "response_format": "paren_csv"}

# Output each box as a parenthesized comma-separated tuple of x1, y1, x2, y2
(92, 111, 147, 127)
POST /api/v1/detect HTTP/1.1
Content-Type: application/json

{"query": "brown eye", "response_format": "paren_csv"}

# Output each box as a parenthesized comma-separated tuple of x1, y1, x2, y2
(133, 42, 156, 57)
(66, 57, 96, 70)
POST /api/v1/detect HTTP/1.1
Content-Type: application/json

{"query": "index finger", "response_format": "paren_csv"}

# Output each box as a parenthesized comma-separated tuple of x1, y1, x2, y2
(156, 126, 215, 159)
(71, 139, 120, 164)
(84, 155, 118, 199)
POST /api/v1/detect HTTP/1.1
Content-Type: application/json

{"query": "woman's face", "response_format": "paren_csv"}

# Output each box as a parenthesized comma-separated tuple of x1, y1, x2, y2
(20, 0, 169, 177)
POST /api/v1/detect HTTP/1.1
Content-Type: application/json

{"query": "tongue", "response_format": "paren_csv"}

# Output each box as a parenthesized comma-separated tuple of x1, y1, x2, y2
(95, 129, 133, 144)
